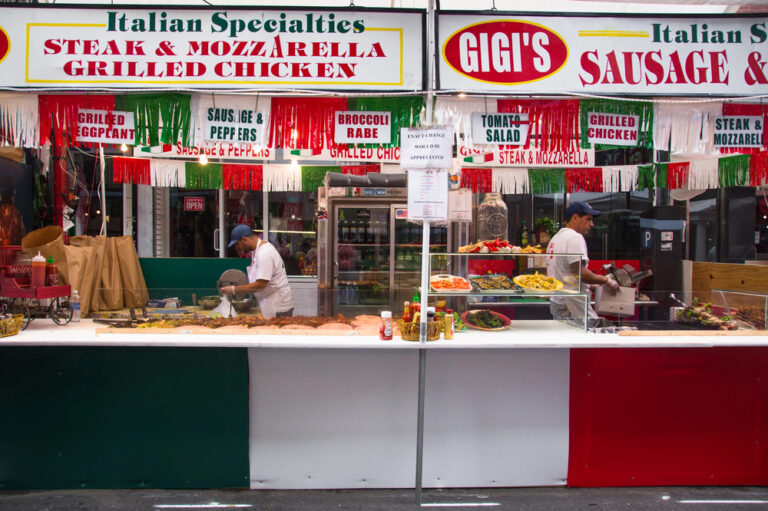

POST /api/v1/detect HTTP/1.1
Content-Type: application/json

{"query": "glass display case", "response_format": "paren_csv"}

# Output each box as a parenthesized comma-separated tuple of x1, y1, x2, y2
(710, 289, 767, 330)
(427, 252, 590, 331)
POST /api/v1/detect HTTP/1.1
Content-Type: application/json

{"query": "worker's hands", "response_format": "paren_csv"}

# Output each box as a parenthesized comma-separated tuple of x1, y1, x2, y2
(220, 285, 236, 296)
(604, 275, 620, 293)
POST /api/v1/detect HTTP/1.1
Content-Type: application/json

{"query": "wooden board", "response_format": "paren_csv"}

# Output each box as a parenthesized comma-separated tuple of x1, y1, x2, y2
(692, 262, 768, 303)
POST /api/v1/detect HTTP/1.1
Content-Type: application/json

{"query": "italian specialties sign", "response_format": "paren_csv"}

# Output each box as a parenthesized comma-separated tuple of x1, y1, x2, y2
(0, 6, 423, 90)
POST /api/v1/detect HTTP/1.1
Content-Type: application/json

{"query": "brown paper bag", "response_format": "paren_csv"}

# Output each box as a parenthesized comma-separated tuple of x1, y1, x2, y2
(62, 244, 94, 315)
(115, 236, 149, 308)
(70, 236, 106, 311)
(100, 238, 124, 311)
(21, 226, 69, 284)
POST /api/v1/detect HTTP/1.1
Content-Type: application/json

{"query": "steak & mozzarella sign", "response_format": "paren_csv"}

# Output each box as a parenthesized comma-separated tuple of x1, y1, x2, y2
(439, 14, 768, 95)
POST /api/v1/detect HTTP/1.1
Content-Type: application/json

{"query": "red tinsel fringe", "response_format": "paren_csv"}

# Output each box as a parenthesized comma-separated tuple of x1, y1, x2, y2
(342, 164, 380, 175)
(112, 157, 150, 185)
(269, 97, 348, 151)
(223, 164, 263, 191)
(565, 167, 603, 193)
(39, 94, 116, 148)
(460, 167, 493, 193)
(720, 103, 768, 154)
(750, 152, 768, 186)
(497, 99, 581, 152)
(666, 161, 690, 189)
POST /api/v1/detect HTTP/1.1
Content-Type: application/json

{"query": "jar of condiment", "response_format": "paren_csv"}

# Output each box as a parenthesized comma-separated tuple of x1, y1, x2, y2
(46, 256, 58, 286)
(380, 311, 393, 341)
(477, 192, 508, 242)
(444, 309, 454, 340)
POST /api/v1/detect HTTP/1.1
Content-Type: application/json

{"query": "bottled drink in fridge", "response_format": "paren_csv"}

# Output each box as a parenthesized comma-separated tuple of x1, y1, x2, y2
(71, 289, 81, 322)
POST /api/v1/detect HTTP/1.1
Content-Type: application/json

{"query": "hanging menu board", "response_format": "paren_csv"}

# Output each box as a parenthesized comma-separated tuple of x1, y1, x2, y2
(407, 169, 448, 221)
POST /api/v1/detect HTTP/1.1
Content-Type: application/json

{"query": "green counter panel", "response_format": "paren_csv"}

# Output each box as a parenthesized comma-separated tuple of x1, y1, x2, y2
(139, 257, 249, 305)
(0, 347, 249, 490)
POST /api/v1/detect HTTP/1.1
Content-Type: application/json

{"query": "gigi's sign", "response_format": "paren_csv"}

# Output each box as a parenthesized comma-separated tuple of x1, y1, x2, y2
(442, 20, 567, 84)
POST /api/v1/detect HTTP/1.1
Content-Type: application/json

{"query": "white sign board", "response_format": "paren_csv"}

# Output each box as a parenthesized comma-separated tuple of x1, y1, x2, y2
(448, 189, 472, 222)
(471, 113, 529, 145)
(334, 111, 391, 144)
(203, 107, 268, 145)
(439, 13, 768, 96)
(400, 127, 453, 168)
(713, 116, 764, 147)
(459, 145, 595, 168)
(586, 112, 639, 146)
(407, 169, 448, 221)
(75, 109, 135, 145)
(0, 7, 423, 90)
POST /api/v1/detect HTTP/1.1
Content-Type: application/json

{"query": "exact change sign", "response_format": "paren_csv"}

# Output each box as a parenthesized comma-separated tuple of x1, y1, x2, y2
(400, 127, 453, 168)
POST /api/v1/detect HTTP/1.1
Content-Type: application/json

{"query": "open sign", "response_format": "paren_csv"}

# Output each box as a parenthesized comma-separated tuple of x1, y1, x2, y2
(184, 197, 205, 212)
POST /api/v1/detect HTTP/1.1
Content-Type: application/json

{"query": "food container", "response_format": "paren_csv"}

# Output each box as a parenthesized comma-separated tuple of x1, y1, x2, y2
(231, 298, 254, 313)
(397, 319, 441, 341)
(198, 295, 222, 309)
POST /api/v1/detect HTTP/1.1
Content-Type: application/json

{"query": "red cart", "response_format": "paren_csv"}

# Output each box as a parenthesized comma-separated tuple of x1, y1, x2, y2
(0, 246, 72, 330)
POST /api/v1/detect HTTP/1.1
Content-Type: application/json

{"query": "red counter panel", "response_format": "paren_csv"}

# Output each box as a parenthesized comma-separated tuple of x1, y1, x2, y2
(569, 347, 768, 486)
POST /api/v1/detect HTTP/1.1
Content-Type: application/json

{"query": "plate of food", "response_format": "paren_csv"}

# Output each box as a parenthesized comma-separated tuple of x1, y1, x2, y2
(513, 272, 564, 293)
(469, 274, 519, 293)
(430, 274, 472, 293)
(461, 309, 511, 331)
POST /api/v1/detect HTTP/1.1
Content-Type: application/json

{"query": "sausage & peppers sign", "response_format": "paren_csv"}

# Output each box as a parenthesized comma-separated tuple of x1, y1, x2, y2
(0, 6, 423, 90)
(438, 13, 768, 95)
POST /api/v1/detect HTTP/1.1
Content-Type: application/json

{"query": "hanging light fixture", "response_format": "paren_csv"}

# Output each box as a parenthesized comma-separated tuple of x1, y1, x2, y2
(199, 154, 208, 165)
(120, 143, 128, 152)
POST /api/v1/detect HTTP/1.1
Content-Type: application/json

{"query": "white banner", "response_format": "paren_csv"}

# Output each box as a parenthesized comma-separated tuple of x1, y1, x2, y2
(334, 111, 391, 144)
(587, 112, 639, 146)
(407, 169, 448, 221)
(439, 13, 768, 95)
(471, 112, 529, 145)
(0, 7, 423, 90)
(400, 127, 453, 168)
(203, 106, 268, 145)
(713, 115, 764, 147)
(459, 145, 595, 168)
(75, 109, 135, 144)
(286, 146, 401, 162)
(134, 142, 275, 160)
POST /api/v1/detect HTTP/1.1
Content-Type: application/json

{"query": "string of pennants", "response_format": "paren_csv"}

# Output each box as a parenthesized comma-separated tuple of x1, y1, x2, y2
(112, 157, 380, 191)
(460, 152, 768, 194)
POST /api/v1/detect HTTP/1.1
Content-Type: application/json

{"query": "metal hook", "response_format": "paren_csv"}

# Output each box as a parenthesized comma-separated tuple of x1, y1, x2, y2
(491, 0, 497, 11)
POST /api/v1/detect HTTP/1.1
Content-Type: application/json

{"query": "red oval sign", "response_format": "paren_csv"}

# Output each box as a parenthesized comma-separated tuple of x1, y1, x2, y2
(0, 26, 9, 65)
(443, 20, 567, 85)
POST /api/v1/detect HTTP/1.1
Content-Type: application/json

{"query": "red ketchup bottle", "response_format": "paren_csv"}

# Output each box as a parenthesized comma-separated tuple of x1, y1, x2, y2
(380, 311, 393, 340)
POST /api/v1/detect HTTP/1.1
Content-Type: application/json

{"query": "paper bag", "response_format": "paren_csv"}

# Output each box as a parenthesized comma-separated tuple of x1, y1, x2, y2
(115, 235, 149, 308)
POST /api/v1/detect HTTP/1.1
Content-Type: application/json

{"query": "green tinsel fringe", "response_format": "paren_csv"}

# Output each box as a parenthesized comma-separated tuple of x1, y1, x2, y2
(579, 99, 654, 150)
(115, 93, 192, 147)
(185, 162, 223, 189)
(637, 164, 655, 191)
(528, 169, 565, 195)
(655, 163, 668, 189)
(302, 166, 341, 192)
(347, 96, 423, 147)
(718, 154, 750, 187)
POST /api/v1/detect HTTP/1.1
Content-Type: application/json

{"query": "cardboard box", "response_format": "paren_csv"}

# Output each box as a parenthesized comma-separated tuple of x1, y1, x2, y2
(594, 285, 636, 317)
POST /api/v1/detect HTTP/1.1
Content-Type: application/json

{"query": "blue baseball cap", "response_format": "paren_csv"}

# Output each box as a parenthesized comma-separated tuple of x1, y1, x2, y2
(565, 201, 601, 219)
(228, 224, 253, 248)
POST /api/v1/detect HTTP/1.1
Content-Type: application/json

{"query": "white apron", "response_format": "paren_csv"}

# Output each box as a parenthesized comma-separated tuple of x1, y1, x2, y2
(247, 248, 280, 319)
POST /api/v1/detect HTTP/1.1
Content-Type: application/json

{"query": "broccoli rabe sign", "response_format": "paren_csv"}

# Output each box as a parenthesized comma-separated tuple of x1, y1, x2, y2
(204, 107, 267, 145)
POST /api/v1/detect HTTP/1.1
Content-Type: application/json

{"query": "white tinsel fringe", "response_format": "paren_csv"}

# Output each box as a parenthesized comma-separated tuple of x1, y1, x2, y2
(190, 93, 270, 148)
(150, 159, 186, 187)
(433, 96, 497, 152)
(0, 93, 39, 148)
(492, 168, 529, 194)
(263, 164, 301, 191)
(654, 102, 721, 154)
(688, 158, 720, 189)
(602, 165, 639, 192)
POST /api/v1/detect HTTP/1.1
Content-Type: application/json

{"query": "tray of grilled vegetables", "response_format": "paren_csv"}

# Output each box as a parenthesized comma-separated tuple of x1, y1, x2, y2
(469, 274, 520, 294)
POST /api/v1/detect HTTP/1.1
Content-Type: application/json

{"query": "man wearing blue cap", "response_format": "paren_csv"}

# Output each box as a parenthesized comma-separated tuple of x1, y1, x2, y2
(546, 201, 619, 326)
(221, 224, 295, 319)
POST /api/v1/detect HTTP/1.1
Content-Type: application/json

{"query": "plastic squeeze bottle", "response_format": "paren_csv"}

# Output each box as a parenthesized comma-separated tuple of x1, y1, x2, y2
(31, 252, 46, 288)
(71, 290, 81, 322)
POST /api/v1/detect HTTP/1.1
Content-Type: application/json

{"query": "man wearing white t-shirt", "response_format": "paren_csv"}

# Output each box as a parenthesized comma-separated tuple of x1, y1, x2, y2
(222, 224, 295, 319)
(546, 201, 619, 326)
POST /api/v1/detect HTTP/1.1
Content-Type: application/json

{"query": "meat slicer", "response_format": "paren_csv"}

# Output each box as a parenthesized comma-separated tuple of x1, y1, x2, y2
(600, 262, 653, 287)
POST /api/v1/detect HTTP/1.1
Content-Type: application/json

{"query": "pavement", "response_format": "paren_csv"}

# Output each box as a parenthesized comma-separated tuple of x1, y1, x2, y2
(1, 487, 768, 511)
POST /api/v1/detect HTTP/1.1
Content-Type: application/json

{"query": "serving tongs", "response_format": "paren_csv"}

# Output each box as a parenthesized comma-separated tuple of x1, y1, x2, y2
(93, 307, 152, 328)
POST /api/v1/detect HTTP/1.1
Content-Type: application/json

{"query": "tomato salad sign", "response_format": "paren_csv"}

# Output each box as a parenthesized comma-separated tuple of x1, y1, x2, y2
(0, 7, 423, 90)
(438, 14, 768, 95)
